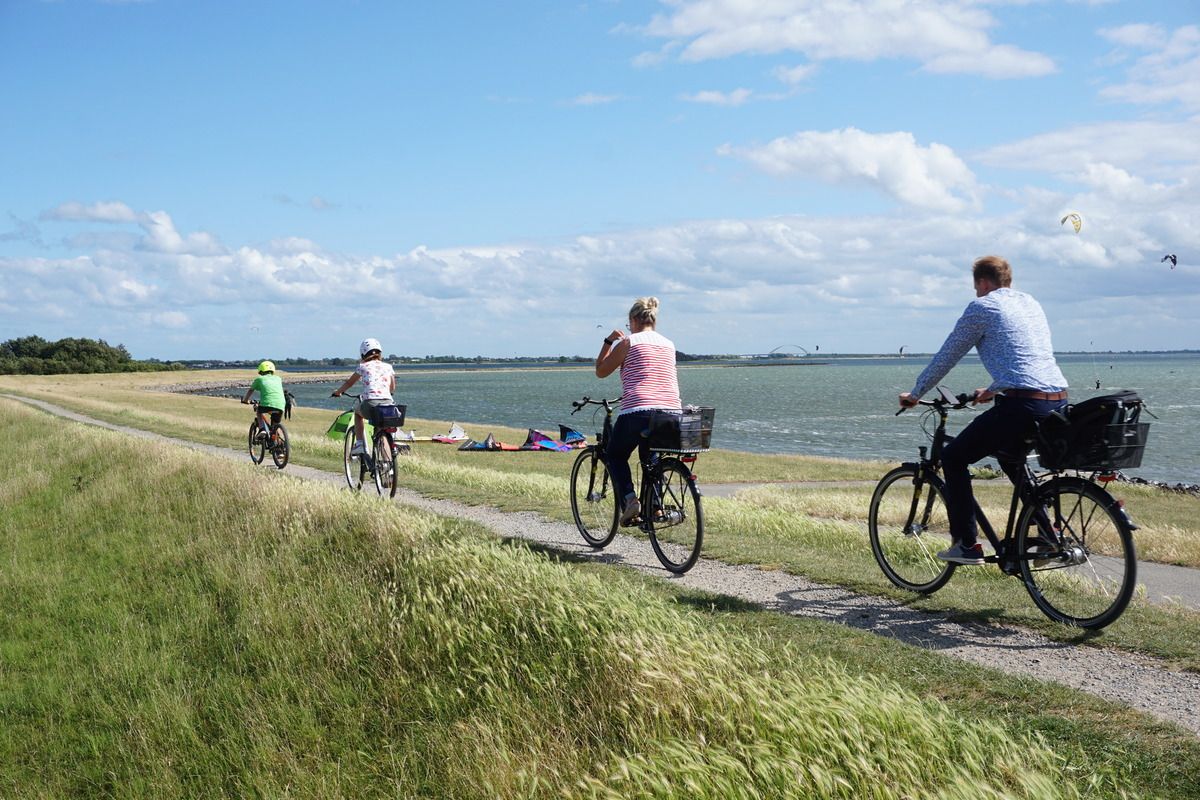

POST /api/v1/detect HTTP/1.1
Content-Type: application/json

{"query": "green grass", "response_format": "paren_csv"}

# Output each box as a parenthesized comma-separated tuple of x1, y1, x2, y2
(3, 372, 1200, 668)
(2, 399, 1199, 798)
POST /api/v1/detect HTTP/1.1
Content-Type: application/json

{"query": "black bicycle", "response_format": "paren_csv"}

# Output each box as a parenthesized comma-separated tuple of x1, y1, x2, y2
(868, 388, 1139, 630)
(568, 396, 707, 574)
(333, 392, 409, 497)
(246, 399, 289, 469)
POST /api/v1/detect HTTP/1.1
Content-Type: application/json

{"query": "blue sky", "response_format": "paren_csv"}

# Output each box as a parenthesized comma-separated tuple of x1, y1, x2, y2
(2, 0, 1197, 359)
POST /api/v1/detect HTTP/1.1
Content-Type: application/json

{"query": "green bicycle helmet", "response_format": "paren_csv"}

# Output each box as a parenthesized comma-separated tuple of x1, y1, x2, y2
(257, 360, 275, 374)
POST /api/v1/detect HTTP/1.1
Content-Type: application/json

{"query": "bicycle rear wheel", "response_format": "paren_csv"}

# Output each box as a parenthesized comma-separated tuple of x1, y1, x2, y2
(1017, 477, 1135, 629)
(271, 424, 290, 469)
(570, 448, 617, 547)
(868, 465, 956, 593)
(343, 426, 366, 491)
(373, 433, 398, 498)
(647, 459, 703, 574)
(248, 421, 266, 464)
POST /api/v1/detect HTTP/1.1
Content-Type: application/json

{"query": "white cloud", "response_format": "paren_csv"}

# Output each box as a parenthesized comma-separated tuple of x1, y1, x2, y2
(720, 127, 980, 212)
(148, 311, 190, 329)
(1098, 24, 1200, 110)
(5, 182, 1197, 356)
(639, 0, 1056, 78)
(570, 92, 621, 106)
(38, 201, 226, 257)
(975, 119, 1200, 180)
(41, 200, 139, 223)
(137, 210, 224, 256)
(680, 88, 753, 106)
(1099, 23, 1165, 49)
(772, 63, 816, 86)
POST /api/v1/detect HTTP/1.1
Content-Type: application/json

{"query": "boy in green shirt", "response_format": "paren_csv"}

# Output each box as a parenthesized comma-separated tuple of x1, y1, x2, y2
(242, 361, 287, 444)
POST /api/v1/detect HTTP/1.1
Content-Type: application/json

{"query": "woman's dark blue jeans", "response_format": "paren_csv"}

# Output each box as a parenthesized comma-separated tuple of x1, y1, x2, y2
(942, 394, 1067, 547)
(606, 410, 654, 507)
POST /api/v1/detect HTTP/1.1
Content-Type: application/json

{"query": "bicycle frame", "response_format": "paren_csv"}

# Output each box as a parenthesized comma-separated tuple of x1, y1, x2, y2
(902, 395, 1046, 568)
(906, 395, 1107, 572)
(250, 401, 282, 440)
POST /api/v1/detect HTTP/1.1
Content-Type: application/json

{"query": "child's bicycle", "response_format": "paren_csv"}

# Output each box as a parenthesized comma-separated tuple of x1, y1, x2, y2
(333, 392, 409, 498)
(246, 400, 289, 469)
(568, 396, 711, 574)
(869, 388, 1144, 630)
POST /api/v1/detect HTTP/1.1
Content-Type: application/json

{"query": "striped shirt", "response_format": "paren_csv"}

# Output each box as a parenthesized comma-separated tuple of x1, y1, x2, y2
(911, 287, 1068, 398)
(620, 330, 681, 415)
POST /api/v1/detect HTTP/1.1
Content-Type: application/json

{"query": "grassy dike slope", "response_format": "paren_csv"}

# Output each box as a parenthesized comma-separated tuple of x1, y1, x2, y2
(4, 371, 1200, 667)
(0, 397, 1143, 799)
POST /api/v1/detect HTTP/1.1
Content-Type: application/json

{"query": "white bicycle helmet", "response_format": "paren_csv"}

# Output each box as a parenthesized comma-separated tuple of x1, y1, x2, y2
(360, 338, 382, 357)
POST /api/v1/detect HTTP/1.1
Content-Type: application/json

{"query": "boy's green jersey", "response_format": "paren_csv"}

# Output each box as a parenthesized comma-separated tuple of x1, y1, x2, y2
(251, 374, 286, 410)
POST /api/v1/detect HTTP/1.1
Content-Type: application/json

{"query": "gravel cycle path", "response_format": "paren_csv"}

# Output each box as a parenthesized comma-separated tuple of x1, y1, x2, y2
(7, 394, 1199, 736)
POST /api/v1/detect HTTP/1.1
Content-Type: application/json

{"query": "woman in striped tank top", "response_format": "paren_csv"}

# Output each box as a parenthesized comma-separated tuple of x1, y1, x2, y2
(596, 296, 682, 525)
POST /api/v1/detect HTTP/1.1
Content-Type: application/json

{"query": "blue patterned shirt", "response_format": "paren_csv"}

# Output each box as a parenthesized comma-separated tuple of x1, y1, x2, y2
(911, 288, 1068, 398)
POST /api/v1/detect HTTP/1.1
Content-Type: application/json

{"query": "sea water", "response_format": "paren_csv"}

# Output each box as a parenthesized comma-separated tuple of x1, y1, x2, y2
(270, 352, 1199, 485)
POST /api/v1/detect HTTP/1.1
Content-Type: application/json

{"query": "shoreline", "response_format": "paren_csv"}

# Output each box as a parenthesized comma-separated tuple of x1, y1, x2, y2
(159, 377, 1200, 495)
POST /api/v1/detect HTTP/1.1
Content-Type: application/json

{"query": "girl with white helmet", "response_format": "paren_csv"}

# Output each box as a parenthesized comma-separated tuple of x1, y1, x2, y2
(331, 338, 396, 455)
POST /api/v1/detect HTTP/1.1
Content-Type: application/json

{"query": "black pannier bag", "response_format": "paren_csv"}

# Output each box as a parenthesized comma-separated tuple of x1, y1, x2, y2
(369, 404, 407, 429)
(647, 407, 716, 452)
(1035, 391, 1148, 471)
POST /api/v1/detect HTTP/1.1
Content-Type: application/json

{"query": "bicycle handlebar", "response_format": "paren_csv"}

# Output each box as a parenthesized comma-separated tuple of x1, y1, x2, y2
(570, 395, 621, 415)
(896, 389, 978, 416)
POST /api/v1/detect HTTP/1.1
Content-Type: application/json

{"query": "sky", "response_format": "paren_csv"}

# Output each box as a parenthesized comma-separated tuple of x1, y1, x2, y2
(1, 0, 1197, 360)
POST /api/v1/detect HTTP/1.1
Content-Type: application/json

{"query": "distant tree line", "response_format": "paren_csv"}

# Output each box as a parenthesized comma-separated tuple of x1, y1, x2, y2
(0, 336, 185, 375)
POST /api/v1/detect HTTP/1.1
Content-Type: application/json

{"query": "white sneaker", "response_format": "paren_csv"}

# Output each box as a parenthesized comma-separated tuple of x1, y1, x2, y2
(350, 441, 367, 456)
(620, 498, 642, 526)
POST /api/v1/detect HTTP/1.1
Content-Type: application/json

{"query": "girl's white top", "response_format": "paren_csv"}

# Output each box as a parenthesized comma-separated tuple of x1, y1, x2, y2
(356, 360, 395, 402)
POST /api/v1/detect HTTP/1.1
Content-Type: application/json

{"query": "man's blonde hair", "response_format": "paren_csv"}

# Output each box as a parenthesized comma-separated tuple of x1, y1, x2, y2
(973, 256, 1012, 288)
(629, 296, 660, 326)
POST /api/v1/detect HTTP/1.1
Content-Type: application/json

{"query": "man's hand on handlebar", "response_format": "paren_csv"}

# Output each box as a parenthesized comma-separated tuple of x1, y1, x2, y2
(898, 392, 918, 409)
(331, 390, 341, 397)
(972, 388, 995, 404)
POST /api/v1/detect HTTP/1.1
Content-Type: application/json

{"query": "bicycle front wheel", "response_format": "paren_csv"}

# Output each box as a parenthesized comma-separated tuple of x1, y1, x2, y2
(343, 427, 366, 491)
(248, 421, 266, 464)
(271, 424, 290, 469)
(868, 465, 955, 593)
(1018, 477, 1136, 630)
(570, 448, 617, 547)
(373, 434, 398, 498)
(647, 459, 703, 574)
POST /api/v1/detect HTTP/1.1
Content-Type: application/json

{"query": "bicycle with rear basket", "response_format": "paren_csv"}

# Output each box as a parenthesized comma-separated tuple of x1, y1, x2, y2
(332, 392, 409, 498)
(868, 387, 1147, 629)
(568, 396, 713, 574)
(246, 399, 290, 469)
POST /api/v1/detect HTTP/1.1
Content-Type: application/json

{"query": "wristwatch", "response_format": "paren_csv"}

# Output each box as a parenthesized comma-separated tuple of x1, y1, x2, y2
(604, 337, 615, 345)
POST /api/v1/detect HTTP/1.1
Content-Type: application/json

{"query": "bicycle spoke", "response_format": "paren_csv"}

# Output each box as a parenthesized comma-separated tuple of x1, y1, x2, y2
(869, 466, 955, 593)
(1019, 478, 1135, 629)
(570, 449, 617, 547)
(648, 459, 703, 573)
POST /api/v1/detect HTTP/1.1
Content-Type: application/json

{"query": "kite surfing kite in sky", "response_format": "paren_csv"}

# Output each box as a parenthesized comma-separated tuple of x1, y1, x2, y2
(1162, 254, 1177, 269)
(1060, 212, 1082, 234)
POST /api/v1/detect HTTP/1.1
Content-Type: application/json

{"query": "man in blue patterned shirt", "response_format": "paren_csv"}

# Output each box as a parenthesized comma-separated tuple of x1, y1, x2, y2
(899, 255, 1068, 564)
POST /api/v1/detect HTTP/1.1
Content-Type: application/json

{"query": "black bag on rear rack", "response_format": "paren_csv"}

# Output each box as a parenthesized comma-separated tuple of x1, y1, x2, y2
(647, 407, 716, 452)
(368, 404, 407, 430)
(1035, 391, 1148, 471)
